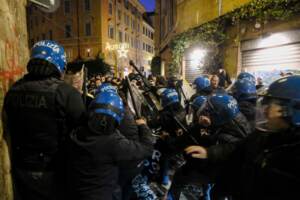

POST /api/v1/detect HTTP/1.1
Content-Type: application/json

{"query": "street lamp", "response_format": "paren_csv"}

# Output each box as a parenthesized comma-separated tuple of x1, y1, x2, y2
(190, 49, 206, 68)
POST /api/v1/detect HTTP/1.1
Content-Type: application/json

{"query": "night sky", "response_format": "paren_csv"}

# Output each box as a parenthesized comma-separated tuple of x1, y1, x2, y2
(139, 0, 155, 12)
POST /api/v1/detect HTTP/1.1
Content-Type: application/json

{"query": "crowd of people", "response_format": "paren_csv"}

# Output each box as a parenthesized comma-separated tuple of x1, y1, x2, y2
(3, 40, 299, 200)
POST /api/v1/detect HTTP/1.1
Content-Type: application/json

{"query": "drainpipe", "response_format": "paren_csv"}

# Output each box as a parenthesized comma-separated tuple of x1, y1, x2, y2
(217, 0, 222, 16)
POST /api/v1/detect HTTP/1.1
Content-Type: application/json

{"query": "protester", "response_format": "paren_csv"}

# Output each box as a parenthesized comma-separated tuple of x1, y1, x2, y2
(217, 68, 232, 88)
(210, 75, 226, 94)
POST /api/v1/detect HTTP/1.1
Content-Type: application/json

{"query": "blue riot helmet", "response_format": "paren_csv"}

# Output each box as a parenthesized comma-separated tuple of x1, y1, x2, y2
(95, 83, 118, 95)
(198, 94, 240, 126)
(29, 40, 67, 73)
(191, 96, 207, 111)
(231, 79, 257, 101)
(161, 88, 180, 108)
(89, 92, 124, 125)
(193, 76, 211, 93)
(237, 72, 256, 85)
(257, 75, 300, 130)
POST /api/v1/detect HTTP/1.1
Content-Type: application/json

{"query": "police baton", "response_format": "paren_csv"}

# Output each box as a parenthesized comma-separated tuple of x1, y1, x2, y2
(129, 60, 152, 89)
(173, 116, 199, 145)
(82, 64, 88, 105)
(126, 76, 142, 119)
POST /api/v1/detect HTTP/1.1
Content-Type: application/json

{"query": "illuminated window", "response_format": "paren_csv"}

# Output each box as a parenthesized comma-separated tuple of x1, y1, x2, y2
(108, 25, 114, 39)
(119, 31, 123, 42)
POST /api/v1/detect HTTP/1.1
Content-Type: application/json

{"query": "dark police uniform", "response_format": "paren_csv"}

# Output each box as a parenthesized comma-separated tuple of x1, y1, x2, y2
(3, 73, 86, 200)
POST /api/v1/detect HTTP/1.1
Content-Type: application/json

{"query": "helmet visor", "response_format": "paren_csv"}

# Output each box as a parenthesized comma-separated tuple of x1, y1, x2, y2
(256, 96, 290, 132)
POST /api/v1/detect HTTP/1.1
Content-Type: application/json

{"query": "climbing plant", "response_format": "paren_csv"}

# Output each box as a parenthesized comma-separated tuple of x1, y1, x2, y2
(170, 0, 300, 75)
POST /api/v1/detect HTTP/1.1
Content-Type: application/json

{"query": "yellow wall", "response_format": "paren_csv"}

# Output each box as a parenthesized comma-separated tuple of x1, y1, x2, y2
(0, 1, 28, 200)
(176, 0, 252, 34)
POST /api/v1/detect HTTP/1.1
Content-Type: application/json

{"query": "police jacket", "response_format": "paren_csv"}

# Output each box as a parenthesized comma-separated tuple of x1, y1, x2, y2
(118, 107, 142, 187)
(67, 123, 154, 200)
(212, 112, 252, 144)
(3, 73, 86, 171)
(206, 129, 300, 199)
(238, 100, 256, 132)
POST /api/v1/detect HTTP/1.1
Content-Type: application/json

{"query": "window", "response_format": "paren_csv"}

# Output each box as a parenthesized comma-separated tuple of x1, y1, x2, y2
(137, 23, 140, 32)
(64, 0, 70, 14)
(49, 30, 53, 40)
(150, 32, 154, 39)
(108, 25, 114, 39)
(132, 19, 136, 30)
(42, 33, 46, 40)
(65, 24, 71, 38)
(124, 13, 126, 24)
(118, 9, 121, 21)
(126, 15, 130, 26)
(125, 33, 128, 42)
(118, 31, 123, 42)
(143, 43, 145, 50)
(85, 0, 90, 11)
(109, 1, 113, 15)
(85, 22, 91, 36)
(135, 39, 138, 49)
(131, 37, 134, 48)
(124, 0, 129, 9)
(143, 27, 145, 35)
(66, 49, 73, 61)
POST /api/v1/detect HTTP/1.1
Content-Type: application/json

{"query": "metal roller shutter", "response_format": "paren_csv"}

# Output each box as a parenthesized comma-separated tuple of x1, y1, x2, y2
(242, 42, 300, 71)
(184, 60, 205, 83)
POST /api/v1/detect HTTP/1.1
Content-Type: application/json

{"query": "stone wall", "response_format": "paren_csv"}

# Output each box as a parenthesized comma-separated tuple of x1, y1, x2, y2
(0, 0, 28, 200)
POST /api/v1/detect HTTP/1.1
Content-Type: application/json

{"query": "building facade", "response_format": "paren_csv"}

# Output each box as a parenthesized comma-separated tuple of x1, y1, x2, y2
(155, 0, 253, 80)
(155, 0, 300, 84)
(27, 0, 155, 76)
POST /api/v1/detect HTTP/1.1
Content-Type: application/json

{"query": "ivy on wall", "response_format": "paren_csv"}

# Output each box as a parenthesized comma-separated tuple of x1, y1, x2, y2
(169, 0, 300, 75)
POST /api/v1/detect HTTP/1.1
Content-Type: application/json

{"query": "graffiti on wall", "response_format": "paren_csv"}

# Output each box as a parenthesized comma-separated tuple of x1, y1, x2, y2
(0, 24, 25, 103)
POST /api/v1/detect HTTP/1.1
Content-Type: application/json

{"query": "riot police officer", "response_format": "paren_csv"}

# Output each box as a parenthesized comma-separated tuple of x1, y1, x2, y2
(67, 91, 154, 200)
(3, 40, 86, 200)
(185, 75, 300, 199)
